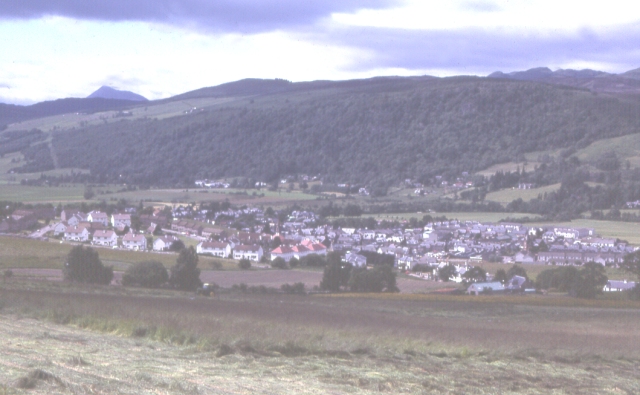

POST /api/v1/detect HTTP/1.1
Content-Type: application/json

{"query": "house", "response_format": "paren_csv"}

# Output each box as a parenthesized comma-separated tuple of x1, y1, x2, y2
(87, 211, 109, 226)
(64, 225, 90, 242)
(344, 252, 367, 268)
(603, 280, 637, 292)
(61, 209, 85, 222)
(271, 246, 295, 262)
(196, 241, 231, 257)
(51, 221, 68, 236)
(233, 245, 263, 261)
(154, 236, 180, 252)
(111, 213, 132, 229)
(504, 275, 534, 293)
(122, 233, 147, 250)
(466, 282, 504, 295)
(92, 230, 118, 247)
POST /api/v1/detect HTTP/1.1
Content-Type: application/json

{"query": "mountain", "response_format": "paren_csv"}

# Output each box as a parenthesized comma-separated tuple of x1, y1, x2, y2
(0, 97, 142, 127)
(87, 86, 148, 102)
(488, 67, 640, 96)
(34, 76, 640, 187)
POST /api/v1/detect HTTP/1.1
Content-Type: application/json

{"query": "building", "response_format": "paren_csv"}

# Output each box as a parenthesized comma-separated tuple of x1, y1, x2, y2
(92, 230, 118, 247)
(233, 245, 263, 261)
(122, 233, 147, 250)
(153, 236, 180, 252)
(111, 213, 132, 229)
(196, 241, 231, 257)
(87, 211, 109, 226)
(64, 225, 90, 242)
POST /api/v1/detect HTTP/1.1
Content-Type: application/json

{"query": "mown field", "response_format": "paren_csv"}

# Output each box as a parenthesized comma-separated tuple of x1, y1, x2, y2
(372, 211, 541, 222)
(0, 284, 639, 394)
(484, 183, 561, 204)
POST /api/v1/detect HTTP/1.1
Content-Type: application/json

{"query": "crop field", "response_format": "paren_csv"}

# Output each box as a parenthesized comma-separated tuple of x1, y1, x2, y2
(0, 285, 639, 394)
(484, 183, 561, 204)
(0, 236, 233, 272)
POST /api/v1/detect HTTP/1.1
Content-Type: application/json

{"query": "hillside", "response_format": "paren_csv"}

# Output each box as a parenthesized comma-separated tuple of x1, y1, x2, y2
(33, 76, 640, 187)
(0, 97, 141, 127)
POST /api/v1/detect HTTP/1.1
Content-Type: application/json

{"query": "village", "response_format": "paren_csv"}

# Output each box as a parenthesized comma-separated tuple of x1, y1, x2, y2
(2, 201, 637, 294)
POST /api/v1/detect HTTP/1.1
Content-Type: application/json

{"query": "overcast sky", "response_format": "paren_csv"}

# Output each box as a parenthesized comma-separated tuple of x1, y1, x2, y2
(1, 0, 639, 104)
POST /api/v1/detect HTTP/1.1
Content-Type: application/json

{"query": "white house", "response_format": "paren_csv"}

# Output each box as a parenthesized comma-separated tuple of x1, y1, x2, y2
(196, 241, 231, 257)
(154, 236, 180, 252)
(233, 245, 263, 261)
(122, 233, 147, 250)
(466, 282, 504, 295)
(87, 211, 109, 226)
(51, 221, 68, 236)
(111, 213, 132, 229)
(271, 246, 295, 262)
(92, 230, 118, 247)
(603, 280, 637, 292)
(64, 226, 90, 242)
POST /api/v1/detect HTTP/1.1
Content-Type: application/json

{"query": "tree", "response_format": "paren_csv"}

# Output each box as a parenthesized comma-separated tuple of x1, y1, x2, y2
(349, 265, 399, 293)
(83, 186, 95, 200)
(570, 262, 608, 299)
(169, 246, 202, 291)
(122, 260, 168, 288)
(494, 269, 507, 284)
(63, 245, 113, 285)
(288, 257, 299, 268)
(320, 252, 352, 291)
(271, 257, 288, 269)
(621, 250, 640, 282)
(506, 264, 528, 280)
(462, 266, 487, 284)
(300, 253, 327, 267)
(438, 263, 457, 282)
(238, 259, 252, 270)
(169, 239, 186, 252)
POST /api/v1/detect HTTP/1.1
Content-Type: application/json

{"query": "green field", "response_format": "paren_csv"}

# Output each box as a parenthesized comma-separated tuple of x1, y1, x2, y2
(0, 236, 234, 271)
(574, 133, 640, 167)
(0, 185, 86, 203)
(372, 211, 541, 223)
(476, 161, 542, 177)
(530, 218, 640, 244)
(485, 183, 561, 204)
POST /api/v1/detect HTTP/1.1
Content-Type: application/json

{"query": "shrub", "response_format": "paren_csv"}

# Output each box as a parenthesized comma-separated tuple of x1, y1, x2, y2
(349, 265, 399, 293)
(238, 259, 252, 270)
(63, 245, 113, 285)
(320, 252, 351, 291)
(122, 260, 168, 288)
(300, 254, 327, 267)
(169, 246, 202, 291)
(288, 257, 299, 268)
(281, 282, 306, 295)
(570, 262, 608, 299)
(438, 264, 457, 282)
(271, 257, 288, 269)
(628, 284, 640, 301)
(169, 239, 186, 252)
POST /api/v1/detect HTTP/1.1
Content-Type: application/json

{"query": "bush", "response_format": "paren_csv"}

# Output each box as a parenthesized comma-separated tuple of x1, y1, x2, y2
(288, 257, 299, 268)
(320, 252, 351, 291)
(238, 259, 252, 270)
(122, 260, 168, 288)
(169, 239, 186, 252)
(300, 254, 327, 267)
(271, 257, 288, 269)
(63, 245, 113, 285)
(281, 282, 306, 295)
(570, 262, 608, 299)
(169, 246, 202, 291)
(349, 265, 399, 293)
(437, 264, 457, 282)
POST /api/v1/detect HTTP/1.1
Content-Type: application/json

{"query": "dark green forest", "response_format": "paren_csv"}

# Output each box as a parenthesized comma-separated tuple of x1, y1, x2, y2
(13, 77, 640, 188)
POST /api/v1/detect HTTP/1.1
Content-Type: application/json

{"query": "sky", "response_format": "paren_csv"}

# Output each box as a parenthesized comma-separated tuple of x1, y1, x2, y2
(1, 0, 639, 104)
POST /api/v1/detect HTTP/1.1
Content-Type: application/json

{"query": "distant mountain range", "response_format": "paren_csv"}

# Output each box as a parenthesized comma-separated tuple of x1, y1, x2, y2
(489, 67, 640, 96)
(87, 86, 148, 102)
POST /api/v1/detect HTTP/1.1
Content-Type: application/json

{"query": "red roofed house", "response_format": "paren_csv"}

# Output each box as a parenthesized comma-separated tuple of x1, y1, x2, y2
(271, 246, 295, 262)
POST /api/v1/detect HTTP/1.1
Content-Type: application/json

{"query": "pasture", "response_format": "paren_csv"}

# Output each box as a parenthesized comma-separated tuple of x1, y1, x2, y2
(484, 183, 561, 204)
(0, 285, 639, 394)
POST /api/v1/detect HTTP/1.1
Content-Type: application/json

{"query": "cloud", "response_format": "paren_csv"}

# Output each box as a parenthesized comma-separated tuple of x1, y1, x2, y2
(323, 24, 640, 75)
(0, 0, 396, 33)
(0, 83, 10, 89)
(460, 1, 501, 13)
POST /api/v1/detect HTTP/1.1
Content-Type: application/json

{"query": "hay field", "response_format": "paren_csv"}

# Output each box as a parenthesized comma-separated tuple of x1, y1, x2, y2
(0, 285, 639, 394)
(485, 183, 561, 204)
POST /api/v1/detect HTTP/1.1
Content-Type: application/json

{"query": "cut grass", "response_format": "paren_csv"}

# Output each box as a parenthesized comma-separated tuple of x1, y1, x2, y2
(484, 183, 561, 204)
(0, 184, 86, 203)
(1, 285, 639, 394)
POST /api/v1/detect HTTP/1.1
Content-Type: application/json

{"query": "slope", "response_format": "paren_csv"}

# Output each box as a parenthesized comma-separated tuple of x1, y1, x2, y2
(42, 76, 640, 187)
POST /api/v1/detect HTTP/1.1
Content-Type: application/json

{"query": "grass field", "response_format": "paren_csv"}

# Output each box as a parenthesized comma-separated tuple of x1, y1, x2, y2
(372, 211, 541, 222)
(0, 184, 86, 203)
(0, 236, 234, 271)
(530, 219, 640, 244)
(485, 183, 561, 204)
(0, 285, 639, 394)
(476, 161, 542, 177)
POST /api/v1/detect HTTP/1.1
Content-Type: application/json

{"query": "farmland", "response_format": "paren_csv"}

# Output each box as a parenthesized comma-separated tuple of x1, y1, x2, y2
(484, 183, 561, 205)
(0, 285, 639, 394)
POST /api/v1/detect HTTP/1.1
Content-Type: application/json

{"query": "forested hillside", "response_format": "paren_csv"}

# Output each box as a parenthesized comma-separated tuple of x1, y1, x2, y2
(23, 76, 640, 186)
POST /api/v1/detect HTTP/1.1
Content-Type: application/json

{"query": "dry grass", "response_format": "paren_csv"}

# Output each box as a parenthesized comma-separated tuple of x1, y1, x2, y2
(1, 284, 639, 394)
(1, 282, 640, 394)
